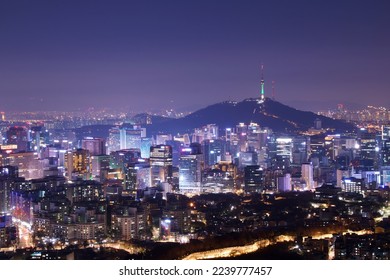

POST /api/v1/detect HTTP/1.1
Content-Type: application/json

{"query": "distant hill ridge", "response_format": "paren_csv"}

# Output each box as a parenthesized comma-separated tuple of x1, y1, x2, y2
(137, 97, 355, 136)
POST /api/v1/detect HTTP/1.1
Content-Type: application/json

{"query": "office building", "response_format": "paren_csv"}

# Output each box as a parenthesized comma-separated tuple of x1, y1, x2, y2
(150, 145, 173, 187)
(301, 162, 315, 190)
(277, 173, 292, 192)
(65, 149, 92, 180)
(244, 165, 264, 193)
(179, 144, 203, 195)
(203, 139, 226, 167)
(81, 137, 106, 156)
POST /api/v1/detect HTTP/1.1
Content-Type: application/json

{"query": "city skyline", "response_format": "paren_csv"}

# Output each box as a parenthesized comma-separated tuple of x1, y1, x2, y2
(1, 0, 390, 113)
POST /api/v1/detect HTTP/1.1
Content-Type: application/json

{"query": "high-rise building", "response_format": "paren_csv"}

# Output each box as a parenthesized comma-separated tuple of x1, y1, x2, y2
(381, 140, 390, 166)
(107, 127, 121, 154)
(123, 164, 138, 197)
(301, 162, 314, 190)
(358, 131, 379, 169)
(236, 123, 248, 152)
(91, 155, 110, 182)
(29, 126, 45, 155)
(244, 165, 264, 193)
(166, 140, 183, 167)
(120, 125, 145, 151)
(150, 145, 173, 187)
(247, 122, 262, 152)
(276, 137, 293, 162)
(381, 167, 390, 187)
(277, 173, 291, 192)
(110, 149, 141, 169)
(225, 128, 239, 157)
(292, 136, 310, 165)
(203, 139, 226, 167)
(134, 162, 151, 192)
(6, 126, 29, 152)
(309, 135, 326, 159)
(81, 137, 106, 156)
(120, 161, 151, 198)
(0, 166, 19, 213)
(179, 144, 203, 195)
(140, 138, 152, 158)
(65, 149, 91, 180)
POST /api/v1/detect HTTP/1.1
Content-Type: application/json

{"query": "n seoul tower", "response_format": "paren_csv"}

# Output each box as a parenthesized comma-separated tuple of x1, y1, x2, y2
(258, 64, 265, 104)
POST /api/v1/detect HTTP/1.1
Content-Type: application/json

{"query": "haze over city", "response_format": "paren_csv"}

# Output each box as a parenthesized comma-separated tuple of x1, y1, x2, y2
(1, 0, 390, 113)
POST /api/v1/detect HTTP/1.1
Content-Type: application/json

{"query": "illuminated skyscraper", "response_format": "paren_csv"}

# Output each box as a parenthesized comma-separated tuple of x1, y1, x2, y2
(82, 137, 106, 156)
(65, 149, 91, 180)
(301, 162, 314, 190)
(244, 165, 264, 193)
(0, 166, 19, 213)
(292, 136, 310, 165)
(276, 137, 293, 162)
(107, 127, 121, 154)
(277, 173, 292, 192)
(91, 155, 110, 182)
(358, 131, 379, 169)
(150, 145, 172, 187)
(202, 139, 226, 167)
(29, 126, 44, 155)
(140, 138, 152, 158)
(120, 125, 145, 151)
(179, 144, 203, 195)
(381, 140, 390, 166)
(236, 123, 248, 152)
(166, 140, 183, 167)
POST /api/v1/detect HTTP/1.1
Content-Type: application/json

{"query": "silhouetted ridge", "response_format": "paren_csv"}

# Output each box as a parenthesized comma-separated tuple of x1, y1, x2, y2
(145, 97, 355, 135)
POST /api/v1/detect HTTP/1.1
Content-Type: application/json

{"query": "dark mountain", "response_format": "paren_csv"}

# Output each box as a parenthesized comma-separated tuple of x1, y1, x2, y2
(144, 98, 356, 136)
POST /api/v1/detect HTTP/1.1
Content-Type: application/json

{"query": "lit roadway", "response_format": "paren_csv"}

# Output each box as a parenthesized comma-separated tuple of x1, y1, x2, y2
(16, 220, 34, 248)
(0, 219, 33, 252)
(182, 230, 373, 260)
(183, 235, 294, 260)
(101, 242, 145, 255)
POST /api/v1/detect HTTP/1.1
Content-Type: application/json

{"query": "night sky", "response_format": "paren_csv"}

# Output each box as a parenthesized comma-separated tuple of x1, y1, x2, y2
(1, 0, 389, 113)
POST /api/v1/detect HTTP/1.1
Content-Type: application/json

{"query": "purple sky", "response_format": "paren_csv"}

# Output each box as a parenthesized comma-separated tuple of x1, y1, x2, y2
(1, 0, 389, 113)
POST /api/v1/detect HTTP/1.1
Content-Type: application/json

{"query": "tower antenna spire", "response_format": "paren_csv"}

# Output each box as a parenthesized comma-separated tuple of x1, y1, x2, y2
(260, 63, 265, 102)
